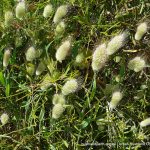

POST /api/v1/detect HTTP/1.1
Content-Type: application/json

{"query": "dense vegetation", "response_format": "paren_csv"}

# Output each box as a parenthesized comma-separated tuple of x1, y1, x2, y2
(0, 0, 150, 149)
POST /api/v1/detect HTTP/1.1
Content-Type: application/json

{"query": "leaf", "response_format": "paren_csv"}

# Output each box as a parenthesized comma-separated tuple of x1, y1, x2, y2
(89, 74, 97, 101)
(39, 107, 45, 122)
(5, 82, 10, 97)
(63, 140, 69, 148)
(0, 71, 5, 86)
(50, 145, 56, 150)
(81, 120, 89, 129)
(81, 118, 91, 129)
(119, 59, 126, 77)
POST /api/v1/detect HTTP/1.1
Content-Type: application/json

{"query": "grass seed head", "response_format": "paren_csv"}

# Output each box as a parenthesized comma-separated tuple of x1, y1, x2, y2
(55, 38, 71, 63)
(3, 49, 11, 68)
(75, 53, 85, 64)
(43, 4, 53, 18)
(128, 57, 145, 72)
(109, 91, 123, 110)
(55, 21, 66, 35)
(25, 46, 41, 61)
(52, 104, 65, 119)
(135, 22, 148, 41)
(16, 1, 26, 19)
(36, 61, 46, 76)
(140, 118, 150, 127)
(53, 5, 68, 24)
(106, 32, 127, 55)
(52, 94, 66, 105)
(92, 43, 108, 72)
(0, 113, 9, 125)
(62, 79, 79, 96)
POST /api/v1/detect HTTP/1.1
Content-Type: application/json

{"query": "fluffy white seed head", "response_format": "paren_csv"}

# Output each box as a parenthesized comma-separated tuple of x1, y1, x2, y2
(55, 21, 66, 35)
(52, 94, 66, 105)
(4, 11, 13, 26)
(36, 61, 46, 76)
(55, 39, 71, 63)
(75, 53, 85, 64)
(3, 49, 11, 68)
(43, 4, 53, 18)
(52, 104, 65, 119)
(135, 22, 148, 41)
(0, 113, 9, 125)
(128, 57, 145, 72)
(53, 5, 68, 24)
(92, 43, 108, 72)
(109, 91, 123, 110)
(25, 47, 41, 61)
(62, 79, 78, 96)
(140, 118, 150, 127)
(106, 32, 127, 55)
(15, 1, 26, 19)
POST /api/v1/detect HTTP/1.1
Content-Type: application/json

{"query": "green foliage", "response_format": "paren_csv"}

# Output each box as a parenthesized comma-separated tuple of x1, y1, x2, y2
(0, 0, 150, 149)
